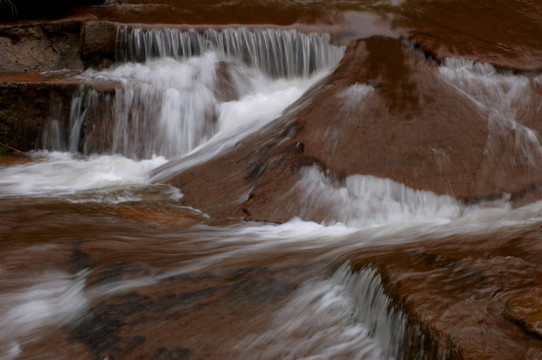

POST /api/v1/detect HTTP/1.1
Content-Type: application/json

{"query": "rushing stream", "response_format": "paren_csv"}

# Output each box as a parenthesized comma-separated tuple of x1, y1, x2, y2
(2, 25, 542, 359)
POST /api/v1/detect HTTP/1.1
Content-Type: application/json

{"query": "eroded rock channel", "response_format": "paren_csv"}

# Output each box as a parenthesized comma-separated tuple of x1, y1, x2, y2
(2, 1, 542, 359)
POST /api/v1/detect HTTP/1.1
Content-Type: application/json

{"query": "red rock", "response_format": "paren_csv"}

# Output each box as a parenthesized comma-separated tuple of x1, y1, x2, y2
(344, 227, 542, 359)
(81, 21, 118, 68)
(160, 37, 542, 223)
(401, 0, 542, 71)
(504, 292, 542, 340)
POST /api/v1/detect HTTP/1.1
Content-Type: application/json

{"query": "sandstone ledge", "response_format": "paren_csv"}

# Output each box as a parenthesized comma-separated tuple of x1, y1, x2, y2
(345, 225, 542, 359)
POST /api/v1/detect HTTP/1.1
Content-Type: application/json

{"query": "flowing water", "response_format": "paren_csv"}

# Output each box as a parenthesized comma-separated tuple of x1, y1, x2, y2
(2, 26, 542, 359)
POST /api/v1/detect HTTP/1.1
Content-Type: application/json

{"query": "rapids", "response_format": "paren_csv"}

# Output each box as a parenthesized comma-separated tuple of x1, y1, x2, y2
(2, 21, 542, 360)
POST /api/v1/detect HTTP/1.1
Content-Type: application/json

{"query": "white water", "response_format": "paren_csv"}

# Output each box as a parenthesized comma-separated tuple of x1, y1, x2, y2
(149, 70, 330, 180)
(7, 28, 344, 200)
(286, 166, 474, 227)
(240, 264, 406, 360)
(117, 27, 345, 79)
(3, 28, 542, 358)
(439, 58, 542, 170)
(43, 28, 343, 160)
(0, 151, 175, 203)
(0, 271, 89, 360)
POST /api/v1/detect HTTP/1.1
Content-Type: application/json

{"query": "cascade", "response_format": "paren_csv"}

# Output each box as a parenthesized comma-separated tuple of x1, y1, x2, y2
(41, 87, 99, 153)
(240, 263, 411, 359)
(116, 26, 345, 79)
(438, 59, 542, 182)
(287, 167, 468, 227)
(4, 7, 542, 358)
(42, 27, 345, 159)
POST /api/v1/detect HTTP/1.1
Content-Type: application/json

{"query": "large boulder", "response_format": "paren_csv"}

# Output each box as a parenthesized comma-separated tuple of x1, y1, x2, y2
(156, 36, 542, 222)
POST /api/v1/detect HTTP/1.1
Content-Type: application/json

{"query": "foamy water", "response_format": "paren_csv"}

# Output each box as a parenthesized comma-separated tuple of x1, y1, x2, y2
(41, 27, 346, 161)
(151, 69, 330, 180)
(3, 26, 542, 359)
(0, 152, 174, 202)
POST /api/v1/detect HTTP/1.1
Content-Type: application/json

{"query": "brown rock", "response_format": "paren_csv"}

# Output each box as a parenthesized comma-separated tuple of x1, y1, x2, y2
(0, 81, 76, 152)
(343, 227, 542, 359)
(401, 0, 542, 71)
(504, 293, 542, 339)
(81, 20, 119, 68)
(0, 19, 85, 73)
(0, 74, 120, 153)
(158, 36, 542, 223)
(66, 0, 542, 72)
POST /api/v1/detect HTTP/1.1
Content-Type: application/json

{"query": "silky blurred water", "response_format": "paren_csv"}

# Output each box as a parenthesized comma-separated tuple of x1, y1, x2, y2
(2, 26, 542, 360)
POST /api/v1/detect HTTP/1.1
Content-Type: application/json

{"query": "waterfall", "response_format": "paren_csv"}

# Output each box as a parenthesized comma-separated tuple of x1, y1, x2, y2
(240, 263, 425, 359)
(116, 26, 345, 79)
(105, 54, 222, 159)
(41, 27, 344, 159)
(283, 167, 472, 227)
(42, 87, 99, 153)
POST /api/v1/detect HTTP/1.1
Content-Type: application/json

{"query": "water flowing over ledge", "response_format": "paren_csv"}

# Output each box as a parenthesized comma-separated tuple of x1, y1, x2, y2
(38, 27, 345, 160)
(4, 30, 542, 360)
(242, 263, 407, 359)
(116, 26, 345, 79)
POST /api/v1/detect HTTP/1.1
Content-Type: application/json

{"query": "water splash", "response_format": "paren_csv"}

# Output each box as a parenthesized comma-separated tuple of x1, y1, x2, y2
(150, 71, 329, 181)
(101, 54, 222, 159)
(46, 27, 343, 160)
(282, 167, 509, 227)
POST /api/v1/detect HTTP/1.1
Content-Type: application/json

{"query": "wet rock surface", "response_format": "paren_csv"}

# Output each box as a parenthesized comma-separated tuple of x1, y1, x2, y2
(340, 225, 542, 359)
(161, 36, 542, 221)
(3, 1, 542, 359)
(3, 197, 542, 359)
(0, 199, 326, 359)
(403, 0, 542, 71)
(73, 0, 542, 72)
(0, 75, 120, 152)
(0, 80, 78, 152)
(0, 19, 84, 73)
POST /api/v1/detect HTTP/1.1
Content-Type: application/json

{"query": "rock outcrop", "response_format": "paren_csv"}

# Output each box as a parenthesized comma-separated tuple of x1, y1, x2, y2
(0, 76, 78, 152)
(344, 225, 542, 359)
(3, 2, 542, 359)
(156, 37, 542, 223)
(0, 19, 84, 73)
